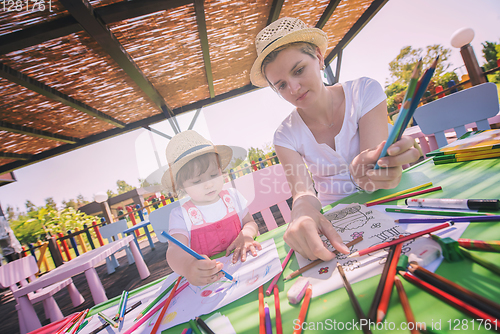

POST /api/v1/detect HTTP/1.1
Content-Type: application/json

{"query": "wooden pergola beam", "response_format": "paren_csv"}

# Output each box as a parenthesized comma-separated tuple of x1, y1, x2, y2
(58, 0, 180, 134)
(194, 0, 215, 99)
(0, 0, 192, 55)
(0, 63, 125, 128)
(325, 0, 388, 64)
(267, 0, 285, 25)
(0, 152, 32, 161)
(316, 0, 342, 29)
(0, 121, 78, 144)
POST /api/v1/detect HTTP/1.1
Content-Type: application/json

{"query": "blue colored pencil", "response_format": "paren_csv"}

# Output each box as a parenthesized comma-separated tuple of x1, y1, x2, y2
(375, 59, 422, 169)
(161, 231, 234, 281)
(119, 291, 128, 322)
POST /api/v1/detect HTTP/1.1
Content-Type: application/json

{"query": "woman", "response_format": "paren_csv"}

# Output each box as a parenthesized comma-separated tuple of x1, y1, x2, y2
(250, 17, 420, 262)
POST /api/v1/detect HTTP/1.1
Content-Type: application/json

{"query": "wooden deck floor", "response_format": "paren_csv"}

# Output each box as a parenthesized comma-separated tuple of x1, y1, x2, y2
(0, 203, 290, 334)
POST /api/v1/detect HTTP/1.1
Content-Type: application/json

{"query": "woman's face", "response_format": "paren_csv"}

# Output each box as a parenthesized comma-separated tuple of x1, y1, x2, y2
(264, 46, 324, 108)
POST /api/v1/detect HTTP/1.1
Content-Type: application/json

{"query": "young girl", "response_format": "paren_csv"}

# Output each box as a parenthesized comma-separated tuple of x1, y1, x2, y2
(162, 130, 261, 286)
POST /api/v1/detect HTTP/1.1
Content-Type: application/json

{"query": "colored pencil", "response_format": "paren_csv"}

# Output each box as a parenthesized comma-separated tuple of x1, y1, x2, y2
(136, 279, 177, 320)
(274, 285, 283, 334)
(189, 319, 202, 334)
(376, 241, 403, 322)
(349, 221, 454, 258)
(367, 245, 396, 321)
(457, 238, 500, 252)
(394, 276, 419, 334)
(408, 263, 500, 319)
(97, 311, 118, 328)
(118, 291, 128, 323)
(386, 207, 491, 217)
(196, 316, 215, 334)
(292, 284, 313, 334)
(398, 56, 439, 141)
(161, 231, 234, 281)
(76, 316, 91, 333)
(56, 311, 83, 334)
(123, 279, 185, 334)
(365, 186, 443, 207)
(69, 308, 89, 334)
(186, 329, 193, 334)
(115, 290, 126, 318)
(88, 301, 141, 334)
(266, 248, 294, 295)
(264, 303, 272, 334)
(181, 329, 189, 334)
(400, 271, 498, 322)
(259, 285, 265, 334)
(284, 236, 363, 280)
(395, 215, 500, 224)
(365, 182, 433, 205)
(459, 246, 500, 276)
(150, 276, 182, 334)
(375, 59, 422, 169)
(337, 263, 372, 334)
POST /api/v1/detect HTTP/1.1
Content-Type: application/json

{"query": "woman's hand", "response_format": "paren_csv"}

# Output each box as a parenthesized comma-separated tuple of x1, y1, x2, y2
(226, 231, 262, 263)
(283, 197, 349, 262)
(184, 256, 225, 286)
(350, 136, 420, 191)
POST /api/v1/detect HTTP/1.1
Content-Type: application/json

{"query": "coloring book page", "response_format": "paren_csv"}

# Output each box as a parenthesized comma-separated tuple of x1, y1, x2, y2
(294, 203, 462, 297)
(80, 239, 281, 334)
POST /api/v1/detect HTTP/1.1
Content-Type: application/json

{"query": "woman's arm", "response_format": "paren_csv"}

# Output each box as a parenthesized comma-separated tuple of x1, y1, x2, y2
(166, 233, 224, 286)
(350, 100, 420, 191)
(276, 145, 349, 261)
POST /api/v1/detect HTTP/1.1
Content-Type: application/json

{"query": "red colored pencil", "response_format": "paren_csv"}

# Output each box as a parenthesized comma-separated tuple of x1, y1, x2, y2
(150, 276, 181, 334)
(259, 285, 265, 334)
(274, 285, 283, 334)
(400, 271, 498, 322)
(376, 241, 403, 322)
(266, 248, 294, 295)
(458, 238, 500, 252)
(293, 284, 313, 334)
(349, 221, 454, 258)
(394, 276, 420, 334)
(365, 186, 442, 207)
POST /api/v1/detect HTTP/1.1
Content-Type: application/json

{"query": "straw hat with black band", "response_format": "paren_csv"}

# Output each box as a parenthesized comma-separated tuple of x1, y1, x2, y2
(250, 17, 328, 88)
(160, 130, 233, 194)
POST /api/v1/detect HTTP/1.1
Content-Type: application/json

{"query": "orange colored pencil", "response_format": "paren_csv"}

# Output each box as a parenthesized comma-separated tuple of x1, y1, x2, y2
(274, 285, 283, 334)
(394, 276, 419, 334)
(292, 284, 313, 334)
(150, 276, 181, 334)
(376, 241, 403, 322)
(259, 285, 265, 334)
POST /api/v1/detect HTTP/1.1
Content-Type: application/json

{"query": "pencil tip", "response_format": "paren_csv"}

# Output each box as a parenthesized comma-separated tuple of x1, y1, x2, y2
(348, 252, 358, 258)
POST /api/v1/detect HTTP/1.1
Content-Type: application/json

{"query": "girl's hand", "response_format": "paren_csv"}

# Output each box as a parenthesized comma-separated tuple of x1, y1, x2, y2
(350, 136, 420, 191)
(184, 256, 225, 286)
(283, 199, 349, 262)
(226, 231, 262, 263)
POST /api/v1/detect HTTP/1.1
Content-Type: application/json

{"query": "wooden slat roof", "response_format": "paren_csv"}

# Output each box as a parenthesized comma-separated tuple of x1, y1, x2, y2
(0, 0, 387, 174)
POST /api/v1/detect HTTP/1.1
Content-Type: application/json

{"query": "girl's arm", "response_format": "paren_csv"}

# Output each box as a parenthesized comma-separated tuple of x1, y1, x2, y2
(226, 213, 262, 263)
(166, 233, 225, 286)
(276, 145, 349, 262)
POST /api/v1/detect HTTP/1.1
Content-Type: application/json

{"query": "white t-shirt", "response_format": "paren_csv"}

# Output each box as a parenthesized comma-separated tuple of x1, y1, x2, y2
(273, 77, 386, 207)
(168, 188, 249, 246)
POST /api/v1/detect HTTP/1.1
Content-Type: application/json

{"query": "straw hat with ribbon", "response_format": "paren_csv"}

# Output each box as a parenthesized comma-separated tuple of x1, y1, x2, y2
(161, 130, 233, 193)
(250, 17, 328, 88)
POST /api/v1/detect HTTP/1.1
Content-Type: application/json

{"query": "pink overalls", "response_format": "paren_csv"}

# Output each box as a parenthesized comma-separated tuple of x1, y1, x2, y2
(182, 189, 242, 257)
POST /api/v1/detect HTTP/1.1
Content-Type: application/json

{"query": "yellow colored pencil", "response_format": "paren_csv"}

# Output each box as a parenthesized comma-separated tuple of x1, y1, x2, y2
(365, 182, 433, 205)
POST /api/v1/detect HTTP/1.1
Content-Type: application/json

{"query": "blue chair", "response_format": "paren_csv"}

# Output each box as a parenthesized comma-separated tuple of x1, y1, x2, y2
(98, 219, 135, 274)
(148, 201, 181, 243)
(413, 82, 499, 148)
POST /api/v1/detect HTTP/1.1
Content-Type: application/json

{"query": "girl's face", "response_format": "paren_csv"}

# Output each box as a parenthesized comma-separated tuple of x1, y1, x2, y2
(182, 160, 224, 205)
(264, 46, 324, 108)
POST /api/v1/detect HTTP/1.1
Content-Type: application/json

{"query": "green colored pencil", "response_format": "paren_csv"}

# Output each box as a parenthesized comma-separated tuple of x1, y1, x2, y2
(385, 208, 491, 217)
(97, 312, 118, 328)
(115, 290, 127, 318)
(135, 279, 177, 320)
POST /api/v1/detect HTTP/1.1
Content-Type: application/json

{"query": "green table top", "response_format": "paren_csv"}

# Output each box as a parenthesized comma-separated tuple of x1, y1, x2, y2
(162, 158, 500, 334)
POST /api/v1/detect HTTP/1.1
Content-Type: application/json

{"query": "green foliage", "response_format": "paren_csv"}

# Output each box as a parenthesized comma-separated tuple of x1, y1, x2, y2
(248, 146, 266, 163)
(25, 200, 36, 212)
(435, 71, 461, 91)
(482, 41, 498, 71)
(387, 45, 451, 85)
(117, 180, 135, 194)
(10, 204, 99, 245)
(385, 82, 407, 112)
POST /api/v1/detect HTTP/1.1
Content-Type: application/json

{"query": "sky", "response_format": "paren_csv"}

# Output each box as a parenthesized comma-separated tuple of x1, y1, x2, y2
(1, 0, 500, 214)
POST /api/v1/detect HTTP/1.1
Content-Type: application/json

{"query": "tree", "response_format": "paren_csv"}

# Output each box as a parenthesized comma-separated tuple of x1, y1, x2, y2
(45, 197, 57, 211)
(482, 41, 498, 71)
(62, 198, 78, 210)
(117, 180, 135, 194)
(25, 200, 36, 212)
(248, 147, 265, 163)
(387, 45, 451, 85)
